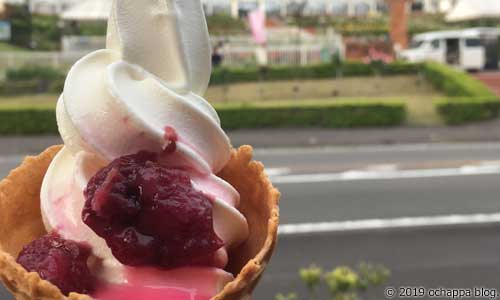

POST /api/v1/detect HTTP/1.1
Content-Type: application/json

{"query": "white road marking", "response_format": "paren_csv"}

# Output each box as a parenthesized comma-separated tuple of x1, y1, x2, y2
(270, 164, 500, 184)
(265, 167, 292, 176)
(279, 213, 500, 235)
(364, 164, 398, 171)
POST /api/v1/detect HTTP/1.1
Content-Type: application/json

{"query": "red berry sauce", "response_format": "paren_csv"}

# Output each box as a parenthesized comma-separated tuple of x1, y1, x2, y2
(16, 232, 95, 295)
(82, 151, 223, 269)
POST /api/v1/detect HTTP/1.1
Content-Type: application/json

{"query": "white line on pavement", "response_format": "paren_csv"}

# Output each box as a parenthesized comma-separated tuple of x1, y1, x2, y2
(265, 168, 292, 176)
(270, 164, 500, 184)
(279, 213, 500, 235)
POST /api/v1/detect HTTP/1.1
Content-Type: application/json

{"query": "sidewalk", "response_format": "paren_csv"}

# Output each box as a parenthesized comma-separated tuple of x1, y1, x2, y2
(2, 120, 500, 155)
(230, 120, 500, 148)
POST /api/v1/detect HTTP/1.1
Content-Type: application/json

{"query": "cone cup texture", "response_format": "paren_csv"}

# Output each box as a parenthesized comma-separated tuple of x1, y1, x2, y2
(0, 145, 280, 300)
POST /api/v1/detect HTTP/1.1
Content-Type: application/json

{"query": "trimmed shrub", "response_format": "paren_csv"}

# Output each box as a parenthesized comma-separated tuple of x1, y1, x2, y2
(48, 79, 65, 94)
(0, 80, 43, 95)
(216, 101, 406, 129)
(0, 100, 406, 135)
(0, 107, 57, 135)
(6, 65, 65, 82)
(436, 98, 500, 125)
(422, 62, 495, 97)
(210, 61, 422, 85)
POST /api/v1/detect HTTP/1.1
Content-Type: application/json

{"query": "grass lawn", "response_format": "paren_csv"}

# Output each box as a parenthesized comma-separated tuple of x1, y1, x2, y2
(0, 92, 442, 126)
(206, 75, 440, 103)
(0, 94, 58, 108)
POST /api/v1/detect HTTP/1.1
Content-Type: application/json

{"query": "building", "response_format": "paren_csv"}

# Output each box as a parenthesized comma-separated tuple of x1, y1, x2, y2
(29, 0, 80, 15)
(411, 0, 459, 13)
(2, 0, 461, 18)
(203, 0, 385, 18)
(0, 0, 79, 15)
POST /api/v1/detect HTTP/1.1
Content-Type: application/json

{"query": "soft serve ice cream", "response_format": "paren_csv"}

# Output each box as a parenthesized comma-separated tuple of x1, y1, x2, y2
(17, 0, 249, 299)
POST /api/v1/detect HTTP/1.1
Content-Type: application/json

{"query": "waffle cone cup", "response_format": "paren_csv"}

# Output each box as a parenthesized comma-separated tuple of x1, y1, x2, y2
(0, 145, 280, 300)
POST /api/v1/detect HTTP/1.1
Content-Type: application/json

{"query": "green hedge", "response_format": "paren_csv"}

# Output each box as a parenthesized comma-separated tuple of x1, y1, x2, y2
(0, 106, 57, 134)
(422, 62, 495, 97)
(0, 80, 43, 95)
(426, 62, 500, 124)
(6, 65, 65, 81)
(0, 62, 421, 96)
(436, 98, 500, 125)
(0, 80, 64, 95)
(217, 101, 406, 129)
(211, 62, 422, 85)
(0, 66, 65, 96)
(0, 100, 406, 134)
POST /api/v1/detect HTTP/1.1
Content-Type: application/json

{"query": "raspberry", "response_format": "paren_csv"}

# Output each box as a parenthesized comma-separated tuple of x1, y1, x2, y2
(16, 232, 95, 295)
(82, 151, 223, 269)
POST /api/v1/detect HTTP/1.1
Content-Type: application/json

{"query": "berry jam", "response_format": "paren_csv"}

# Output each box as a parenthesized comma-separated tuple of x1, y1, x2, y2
(82, 151, 223, 269)
(16, 232, 95, 295)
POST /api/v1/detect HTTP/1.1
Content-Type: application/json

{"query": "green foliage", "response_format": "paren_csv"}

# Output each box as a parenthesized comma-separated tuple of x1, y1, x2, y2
(0, 100, 406, 134)
(300, 265, 323, 292)
(285, 263, 390, 300)
(357, 263, 391, 290)
(0, 80, 43, 96)
(0, 66, 65, 95)
(436, 97, 500, 125)
(211, 62, 422, 85)
(216, 100, 406, 129)
(8, 5, 32, 48)
(206, 14, 247, 34)
(0, 107, 57, 135)
(288, 14, 465, 37)
(6, 65, 65, 82)
(424, 62, 500, 125)
(75, 22, 107, 36)
(48, 79, 65, 94)
(324, 267, 359, 295)
(6, 9, 61, 50)
(422, 62, 495, 97)
(31, 15, 62, 50)
(275, 293, 298, 300)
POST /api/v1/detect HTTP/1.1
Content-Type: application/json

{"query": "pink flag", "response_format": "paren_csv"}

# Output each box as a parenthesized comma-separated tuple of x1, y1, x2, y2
(249, 8, 267, 44)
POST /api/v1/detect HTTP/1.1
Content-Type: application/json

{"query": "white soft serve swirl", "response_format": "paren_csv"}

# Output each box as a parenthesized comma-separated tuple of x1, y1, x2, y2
(41, 0, 248, 285)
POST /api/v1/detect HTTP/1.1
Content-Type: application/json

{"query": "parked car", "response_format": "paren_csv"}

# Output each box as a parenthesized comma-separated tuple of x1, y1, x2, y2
(400, 27, 500, 71)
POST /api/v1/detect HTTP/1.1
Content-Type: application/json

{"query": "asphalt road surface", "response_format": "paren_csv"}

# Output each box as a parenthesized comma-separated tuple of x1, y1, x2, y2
(2, 142, 500, 299)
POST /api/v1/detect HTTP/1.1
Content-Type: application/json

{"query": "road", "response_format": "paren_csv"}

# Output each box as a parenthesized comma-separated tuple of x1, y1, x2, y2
(2, 141, 500, 299)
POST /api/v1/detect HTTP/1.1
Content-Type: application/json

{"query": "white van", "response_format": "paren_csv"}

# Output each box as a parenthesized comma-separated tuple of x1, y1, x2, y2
(400, 28, 500, 70)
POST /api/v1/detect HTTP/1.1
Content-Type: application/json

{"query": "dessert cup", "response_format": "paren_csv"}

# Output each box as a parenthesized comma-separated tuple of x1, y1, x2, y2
(0, 145, 280, 300)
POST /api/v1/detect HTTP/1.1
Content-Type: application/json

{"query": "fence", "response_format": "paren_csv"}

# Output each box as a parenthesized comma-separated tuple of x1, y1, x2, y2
(221, 44, 330, 66)
(0, 44, 336, 70)
(0, 51, 91, 71)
